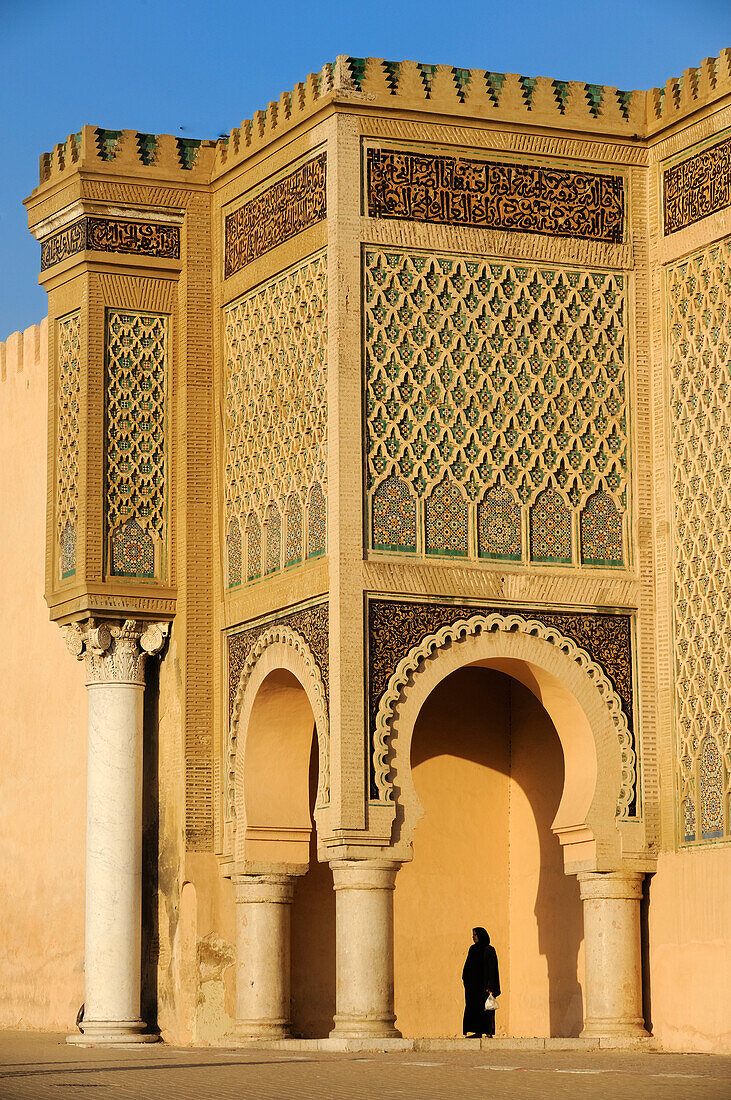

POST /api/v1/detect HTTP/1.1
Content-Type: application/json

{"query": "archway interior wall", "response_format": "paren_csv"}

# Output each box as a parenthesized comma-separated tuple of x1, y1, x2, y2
(385, 625, 629, 871)
(393, 667, 585, 1039)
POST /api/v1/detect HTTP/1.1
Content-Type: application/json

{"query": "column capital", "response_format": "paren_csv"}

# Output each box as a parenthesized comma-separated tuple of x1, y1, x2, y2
(232, 873, 297, 905)
(329, 859, 400, 892)
(63, 618, 169, 685)
(577, 870, 645, 902)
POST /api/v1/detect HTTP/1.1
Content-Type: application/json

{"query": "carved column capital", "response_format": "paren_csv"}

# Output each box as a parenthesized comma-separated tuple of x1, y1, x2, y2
(62, 618, 169, 685)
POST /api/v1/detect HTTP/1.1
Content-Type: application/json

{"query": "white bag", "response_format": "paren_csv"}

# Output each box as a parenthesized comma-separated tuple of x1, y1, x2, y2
(484, 993, 499, 1011)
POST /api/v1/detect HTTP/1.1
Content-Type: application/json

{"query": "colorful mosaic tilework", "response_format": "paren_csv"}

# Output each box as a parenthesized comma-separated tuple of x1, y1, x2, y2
(111, 518, 155, 577)
(57, 311, 81, 579)
(478, 485, 522, 560)
(664, 134, 731, 235)
(105, 311, 167, 579)
(580, 490, 624, 566)
(530, 488, 572, 562)
(285, 495, 303, 566)
(228, 517, 242, 587)
(224, 253, 327, 586)
(425, 477, 468, 556)
(372, 476, 417, 551)
(668, 239, 731, 844)
(365, 249, 627, 567)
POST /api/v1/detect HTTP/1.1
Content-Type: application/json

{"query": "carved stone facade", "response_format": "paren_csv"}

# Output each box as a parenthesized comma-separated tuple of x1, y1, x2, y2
(13, 47, 731, 1051)
(224, 253, 327, 587)
(63, 618, 169, 684)
(365, 250, 628, 566)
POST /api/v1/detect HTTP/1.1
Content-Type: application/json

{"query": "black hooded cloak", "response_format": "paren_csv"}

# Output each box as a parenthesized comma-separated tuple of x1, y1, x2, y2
(462, 927, 500, 1036)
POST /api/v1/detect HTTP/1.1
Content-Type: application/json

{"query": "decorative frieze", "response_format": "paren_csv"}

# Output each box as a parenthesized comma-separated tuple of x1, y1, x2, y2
(664, 134, 731, 235)
(63, 618, 168, 685)
(224, 152, 327, 278)
(367, 148, 624, 243)
(367, 598, 636, 815)
(40, 216, 180, 270)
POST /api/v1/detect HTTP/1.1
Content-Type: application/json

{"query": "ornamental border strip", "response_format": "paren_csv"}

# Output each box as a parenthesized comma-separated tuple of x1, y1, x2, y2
(40, 216, 181, 270)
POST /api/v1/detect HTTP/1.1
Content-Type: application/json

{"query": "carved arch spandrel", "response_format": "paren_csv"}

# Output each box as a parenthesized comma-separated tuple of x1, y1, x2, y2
(371, 613, 640, 869)
(225, 627, 330, 866)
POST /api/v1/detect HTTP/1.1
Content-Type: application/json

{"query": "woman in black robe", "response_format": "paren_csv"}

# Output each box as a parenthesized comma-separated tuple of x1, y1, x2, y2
(462, 926, 500, 1037)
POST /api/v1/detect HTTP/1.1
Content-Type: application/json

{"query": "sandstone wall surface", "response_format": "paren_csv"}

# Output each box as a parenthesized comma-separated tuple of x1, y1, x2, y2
(0, 321, 87, 1030)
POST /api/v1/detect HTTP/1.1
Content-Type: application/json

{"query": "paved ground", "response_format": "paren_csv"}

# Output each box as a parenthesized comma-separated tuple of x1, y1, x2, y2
(0, 1031, 729, 1100)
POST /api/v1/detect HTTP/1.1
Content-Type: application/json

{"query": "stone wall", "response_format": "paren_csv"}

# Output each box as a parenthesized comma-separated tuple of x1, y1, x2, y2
(0, 321, 87, 1030)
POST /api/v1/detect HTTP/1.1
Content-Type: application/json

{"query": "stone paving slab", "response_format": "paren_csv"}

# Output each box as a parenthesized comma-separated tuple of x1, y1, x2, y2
(0, 1030, 729, 1100)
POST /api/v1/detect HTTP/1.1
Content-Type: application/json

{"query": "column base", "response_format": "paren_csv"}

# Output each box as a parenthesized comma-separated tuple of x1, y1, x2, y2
(330, 1013, 401, 1039)
(236, 1020, 293, 1041)
(581, 1017, 649, 1040)
(67, 1020, 160, 1046)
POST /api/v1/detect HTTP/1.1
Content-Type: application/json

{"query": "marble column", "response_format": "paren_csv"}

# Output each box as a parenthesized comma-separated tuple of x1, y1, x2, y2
(329, 860, 401, 1039)
(234, 874, 297, 1039)
(578, 870, 648, 1039)
(65, 619, 168, 1045)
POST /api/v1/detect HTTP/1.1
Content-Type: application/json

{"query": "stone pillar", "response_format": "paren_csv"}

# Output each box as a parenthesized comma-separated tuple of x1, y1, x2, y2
(578, 871, 648, 1040)
(65, 619, 168, 1045)
(330, 860, 401, 1038)
(234, 874, 297, 1039)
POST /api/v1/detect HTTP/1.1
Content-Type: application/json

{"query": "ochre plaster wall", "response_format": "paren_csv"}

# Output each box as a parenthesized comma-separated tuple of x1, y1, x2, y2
(0, 322, 87, 1030)
(647, 848, 731, 1053)
(393, 667, 583, 1038)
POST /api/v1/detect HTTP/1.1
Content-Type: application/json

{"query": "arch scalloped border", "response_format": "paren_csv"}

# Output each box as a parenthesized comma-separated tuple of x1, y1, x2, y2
(372, 611, 637, 819)
(227, 625, 330, 823)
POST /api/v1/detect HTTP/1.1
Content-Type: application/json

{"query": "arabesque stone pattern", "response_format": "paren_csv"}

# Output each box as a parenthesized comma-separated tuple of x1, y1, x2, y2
(365, 250, 627, 566)
(667, 239, 731, 845)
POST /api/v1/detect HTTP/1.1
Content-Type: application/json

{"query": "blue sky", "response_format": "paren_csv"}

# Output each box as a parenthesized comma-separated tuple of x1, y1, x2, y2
(2, 0, 730, 338)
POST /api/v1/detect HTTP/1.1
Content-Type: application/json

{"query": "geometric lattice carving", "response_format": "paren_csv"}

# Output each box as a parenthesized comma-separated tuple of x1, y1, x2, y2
(307, 481, 327, 558)
(425, 476, 468, 556)
(285, 495, 303, 566)
(668, 239, 731, 844)
(365, 250, 628, 564)
(246, 512, 261, 582)
(530, 488, 572, 563)
(228, 517, 242, 587)
(105, 311, 167, 579)
(478, 484, 522, 560)
(581, 490, 623, 566)
(110, 518, 155, 577)
(57, 311, 81, 579)
(224, 253, 327, 586)
(265, 502, 281, 575)
(372, 475, 417, 552)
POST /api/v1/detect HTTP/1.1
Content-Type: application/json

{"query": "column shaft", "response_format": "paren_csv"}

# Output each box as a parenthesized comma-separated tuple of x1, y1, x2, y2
(330, 860, 400, 1038)
(83, 683, 145, 1030)
(235, 876, 295, 1039)
(579, 871, 648, 1039)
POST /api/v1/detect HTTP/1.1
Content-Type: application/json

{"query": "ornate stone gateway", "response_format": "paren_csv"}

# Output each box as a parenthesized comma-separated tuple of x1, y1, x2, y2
(20, 48, 731, 1048)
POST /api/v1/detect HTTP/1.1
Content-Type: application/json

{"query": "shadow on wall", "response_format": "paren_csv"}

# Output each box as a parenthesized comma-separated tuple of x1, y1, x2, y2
(393, 666, 583, 1038)
(290, 734, 336, 1037)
